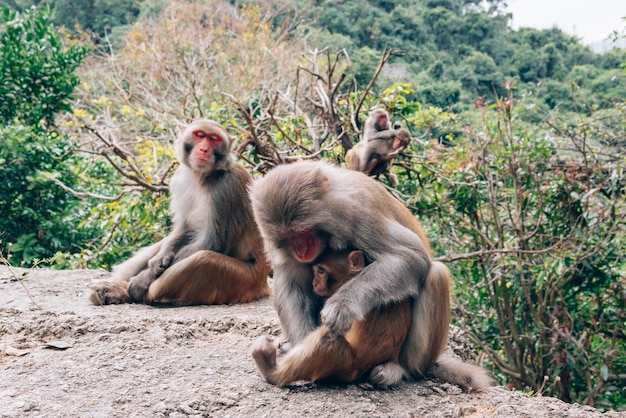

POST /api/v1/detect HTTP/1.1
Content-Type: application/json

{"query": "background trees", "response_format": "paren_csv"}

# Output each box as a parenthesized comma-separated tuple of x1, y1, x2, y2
(0, 6, 90, 264)
(0, 0, 624, 411)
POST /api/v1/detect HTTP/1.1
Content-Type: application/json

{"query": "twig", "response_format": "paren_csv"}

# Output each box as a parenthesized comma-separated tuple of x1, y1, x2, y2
(0, 253, 42, 310)
(436, 241, 563, 263)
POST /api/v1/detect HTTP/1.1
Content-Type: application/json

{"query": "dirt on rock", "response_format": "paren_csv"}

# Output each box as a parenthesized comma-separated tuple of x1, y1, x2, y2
(0, 266, 622, 418)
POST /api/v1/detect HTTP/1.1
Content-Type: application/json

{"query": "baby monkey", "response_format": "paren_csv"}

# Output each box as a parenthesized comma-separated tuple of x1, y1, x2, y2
(252, 250, 411, 387)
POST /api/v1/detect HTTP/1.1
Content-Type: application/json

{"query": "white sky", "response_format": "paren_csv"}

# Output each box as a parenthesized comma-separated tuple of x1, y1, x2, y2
(505, 0, 626, 44)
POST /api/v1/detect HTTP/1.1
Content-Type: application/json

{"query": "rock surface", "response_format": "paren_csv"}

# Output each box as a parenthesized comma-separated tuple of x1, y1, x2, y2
(0, 266, 621, 417)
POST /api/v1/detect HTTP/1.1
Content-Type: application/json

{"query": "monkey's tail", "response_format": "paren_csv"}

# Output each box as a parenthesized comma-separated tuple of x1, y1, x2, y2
(429, 353, 493, 392)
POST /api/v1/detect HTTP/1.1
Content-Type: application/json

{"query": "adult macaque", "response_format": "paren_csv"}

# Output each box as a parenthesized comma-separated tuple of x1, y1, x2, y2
(345, 108, 390, 171)
(360, 108, 390, 141)
(345, 109, 410, 185)
(252, 250, 411, 386)
(90, 120, 271, 306)
(346, 128, 412, 185)
(250, 161, 491, 389)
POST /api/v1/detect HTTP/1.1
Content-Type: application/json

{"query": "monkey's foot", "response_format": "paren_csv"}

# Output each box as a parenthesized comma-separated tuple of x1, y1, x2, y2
(89, 280, 131, 305)
(128, 272, 154, 302)
(251, 336, 278, 382)
(276, 336, 292, 355)
(368, 361, 406, 387)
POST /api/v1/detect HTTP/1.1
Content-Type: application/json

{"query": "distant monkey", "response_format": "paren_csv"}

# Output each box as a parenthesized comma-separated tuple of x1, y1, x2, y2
(346, 128, 412, 185)
(360, 108, 390, 141)
(250, 161, 491, 390)
(252, 249, 411, 386)
(345, 109, 411, 185)
(90, 120, 271, 306)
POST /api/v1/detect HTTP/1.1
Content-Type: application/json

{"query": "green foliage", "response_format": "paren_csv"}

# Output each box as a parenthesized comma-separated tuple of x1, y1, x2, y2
(0, 6, 89, 126)
(306, 0, 625, 112)
(0, 0, 145, 40)
(0, 5, 90, 265)
(0, 124, 93, 265)
(394, 85, 626, 409)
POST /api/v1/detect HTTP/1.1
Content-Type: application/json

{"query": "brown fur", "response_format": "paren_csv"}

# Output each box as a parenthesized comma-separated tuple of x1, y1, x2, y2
(345, 109, 410, 185)
(253, 250, 411, 386)
(250, 161, 491, 389)
(90, 120, 270, 306)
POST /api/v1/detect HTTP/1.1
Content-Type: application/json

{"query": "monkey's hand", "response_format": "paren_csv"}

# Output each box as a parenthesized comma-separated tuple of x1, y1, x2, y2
(128, 270, 154, 302)
(147, 248, 175, 277)
(320, 299, 359, 334)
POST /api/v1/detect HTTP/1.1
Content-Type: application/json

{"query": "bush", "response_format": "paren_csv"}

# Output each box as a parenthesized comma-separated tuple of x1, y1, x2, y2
(0, 6, 88, 126)
(0, 124, 92, 265)
(406, 86, 626, 409)
(0, 6, 90, 265)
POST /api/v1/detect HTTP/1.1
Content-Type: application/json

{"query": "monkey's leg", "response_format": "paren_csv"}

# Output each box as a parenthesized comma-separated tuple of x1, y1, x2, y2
(345, 302, 411, 386)
(400, 261, 451, 377)
(128, 269, 158, 303)
(251, 336, 278, 382)
(89, 279, 131, 305)
(147, 250, 270, 305)
(383, 170, 399, 186)
(89, 242, 162, 305)
(252, 327, 354, 387)
(112, 242, 161, 280)
(368, 361, 407, 386)
(398, 262, 493, 391)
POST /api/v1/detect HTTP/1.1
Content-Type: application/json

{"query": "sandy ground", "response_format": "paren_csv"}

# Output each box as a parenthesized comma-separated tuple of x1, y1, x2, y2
(0, 266, 622, 418)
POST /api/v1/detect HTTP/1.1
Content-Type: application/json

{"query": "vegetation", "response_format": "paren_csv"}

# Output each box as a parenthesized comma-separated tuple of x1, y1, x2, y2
(0, 6, 91, 264)
(0, 0, 624, 411)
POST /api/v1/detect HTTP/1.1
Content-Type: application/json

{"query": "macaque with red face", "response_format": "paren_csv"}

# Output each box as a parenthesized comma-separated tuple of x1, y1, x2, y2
(345, 109, 410, 185)
(252, 250, 411, 386)
(360, 108, 390, 141)
(250, 161, 491, 390)
(90, 120, 270, 306)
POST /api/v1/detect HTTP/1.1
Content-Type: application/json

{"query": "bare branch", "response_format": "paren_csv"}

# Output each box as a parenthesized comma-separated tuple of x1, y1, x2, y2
(436, 242, 563, 263)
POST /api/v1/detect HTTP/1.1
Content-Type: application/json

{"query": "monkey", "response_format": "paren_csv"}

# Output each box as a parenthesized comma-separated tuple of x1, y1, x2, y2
(312, 250, 365, 298)
(360, 108, 390, 142)
(90, 119, 271, 306)
(345, 128, 412, 186)
(252, 249, 411, 386)
(249, 161, 491, 390)
(345, 109, 410, 185)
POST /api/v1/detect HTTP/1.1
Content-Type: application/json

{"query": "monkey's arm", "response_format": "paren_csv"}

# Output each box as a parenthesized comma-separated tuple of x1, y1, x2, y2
(127, 227, 189, 302)
(273, 260, 323, 344)
(146, 227, 189, 277)
(321, 220, 431, 334)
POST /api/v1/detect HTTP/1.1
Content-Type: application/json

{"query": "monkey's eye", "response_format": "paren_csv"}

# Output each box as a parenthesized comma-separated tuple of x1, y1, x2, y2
(208, 134, 223, 143)
(193, 130, 223, 143)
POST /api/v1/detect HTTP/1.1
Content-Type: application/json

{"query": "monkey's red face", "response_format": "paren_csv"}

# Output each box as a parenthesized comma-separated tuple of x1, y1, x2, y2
(287, 230, 322, 263)
(377, 114, 388, 129)
(192, 129, 223, 165)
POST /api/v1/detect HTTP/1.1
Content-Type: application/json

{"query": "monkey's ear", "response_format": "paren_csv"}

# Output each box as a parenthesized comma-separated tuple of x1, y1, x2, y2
(178, 123, 187, 132)
(347, 251, 365, 272)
